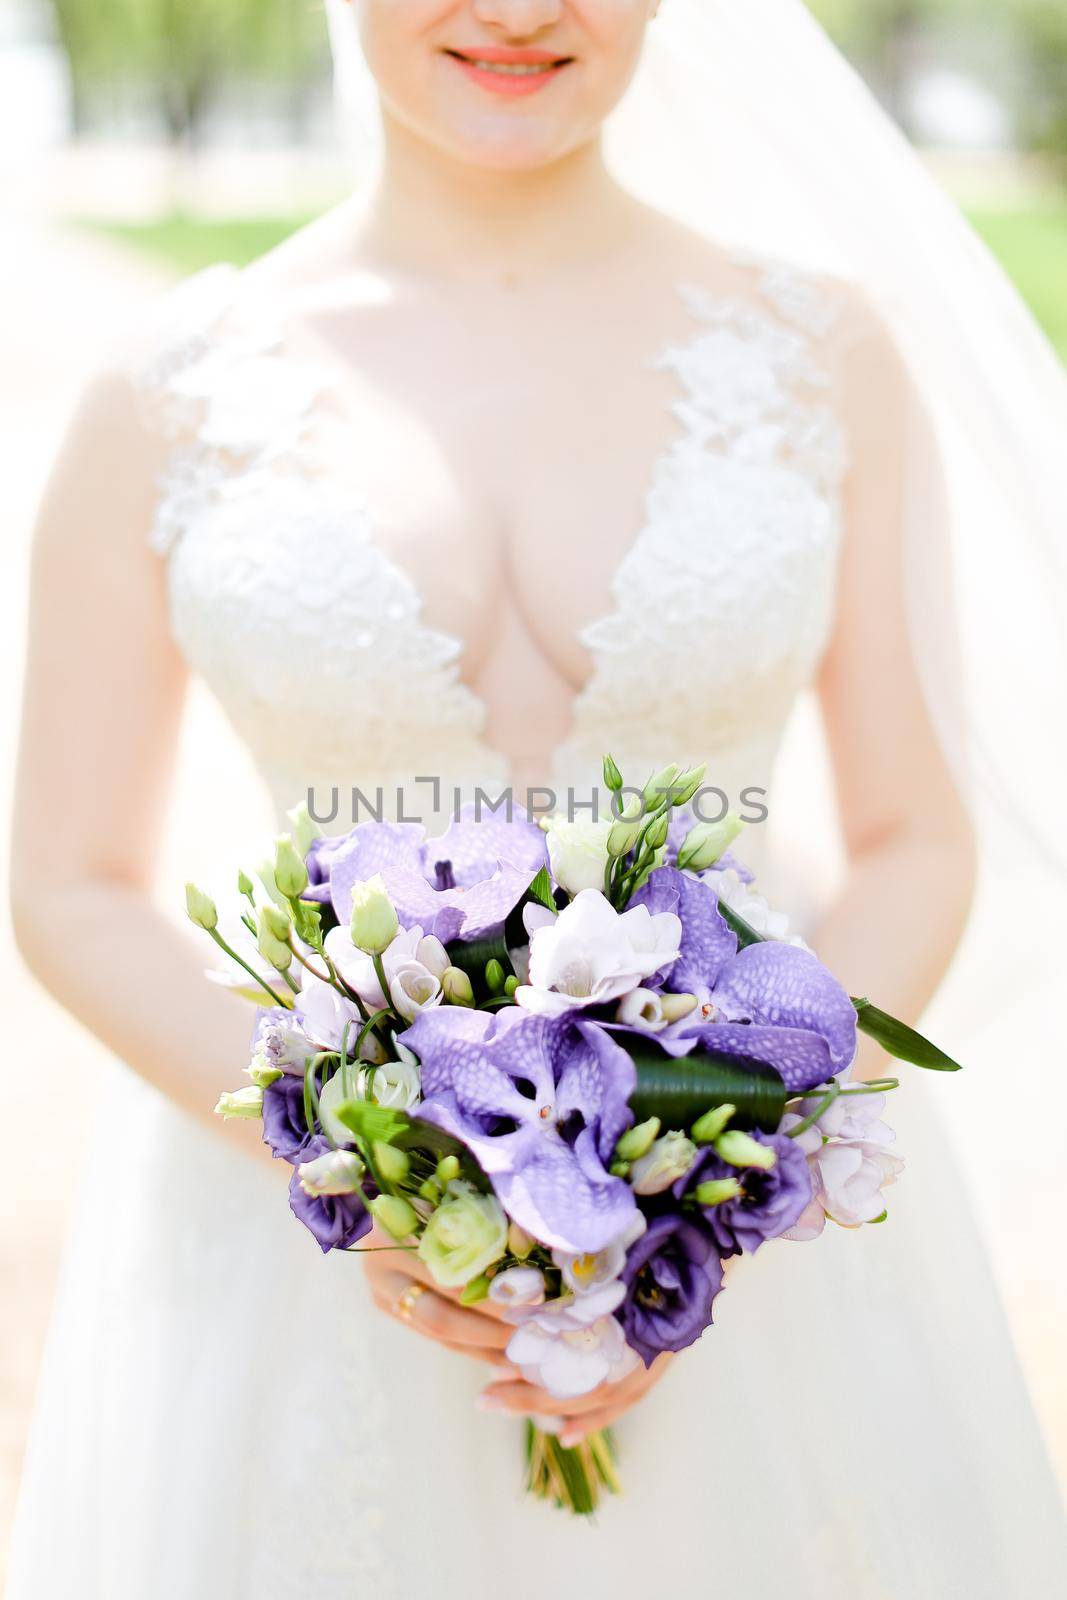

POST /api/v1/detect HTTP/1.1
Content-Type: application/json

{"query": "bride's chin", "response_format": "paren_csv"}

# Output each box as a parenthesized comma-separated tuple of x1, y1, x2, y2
(436, 121, 588, 173)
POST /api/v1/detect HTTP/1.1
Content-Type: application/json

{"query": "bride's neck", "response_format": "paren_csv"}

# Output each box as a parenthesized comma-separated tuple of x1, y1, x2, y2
(357, 112, 640, 285)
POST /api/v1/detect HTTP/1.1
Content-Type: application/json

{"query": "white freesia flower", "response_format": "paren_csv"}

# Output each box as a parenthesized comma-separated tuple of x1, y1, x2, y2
(545, 815, 613, 896)
(514, 889, 681, 1016)
(616, 987, 669, 1032)
(630, 1131, 698, 1195)
(295, 973, 368, 1054)
(552, 1212, 646, 1295)
(809, 1091, 895, 1147)
(816, 1141, 904, 1228)
(324, 924, 449, 1021)
(505, 1282, 640, 1399)
(782, 1194, 827, 1242)
(489, 1266, 547, 1309)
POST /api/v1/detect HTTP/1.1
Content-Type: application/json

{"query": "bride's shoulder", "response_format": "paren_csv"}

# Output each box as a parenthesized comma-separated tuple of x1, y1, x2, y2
(647, 212, 894, 359)
(121, 200, 365, 386)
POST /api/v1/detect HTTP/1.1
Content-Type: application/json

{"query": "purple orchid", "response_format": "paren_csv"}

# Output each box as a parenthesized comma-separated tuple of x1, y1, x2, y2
(618, 1212, 724, 1367)
(677, 1131, 813, 1256)
(632, 868, 857, 1090)
(404, 1007, 637, 1254)
(288, 1137, 371, 1253)
(325, 809, 548, 943)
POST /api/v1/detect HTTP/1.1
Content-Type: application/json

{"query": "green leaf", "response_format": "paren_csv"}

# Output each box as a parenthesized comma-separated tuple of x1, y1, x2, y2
(526, 866, 557, 914)
(331, 1099, 478, 1172)
(715, 901, 764, 950)
(503, 865, 561, 949)
(852, 999, 963, 1072)
(332, 1098, 409, 1150)
(620, 1035, 787, 1133)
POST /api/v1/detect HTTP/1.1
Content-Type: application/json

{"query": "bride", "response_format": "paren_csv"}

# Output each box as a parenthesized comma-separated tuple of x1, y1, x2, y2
(8, 1, 1066, 1595)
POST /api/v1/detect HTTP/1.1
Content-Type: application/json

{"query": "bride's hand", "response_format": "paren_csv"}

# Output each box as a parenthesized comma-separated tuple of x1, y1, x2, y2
(362, 1230, 670, 1446)
(475, 1354, 671, 1448)
(361, 1228, 514, 1368)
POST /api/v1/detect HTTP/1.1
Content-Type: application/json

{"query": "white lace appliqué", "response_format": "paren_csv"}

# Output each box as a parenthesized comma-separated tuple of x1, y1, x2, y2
(135, 266, 506, 808)
(555, 273, 846, 794)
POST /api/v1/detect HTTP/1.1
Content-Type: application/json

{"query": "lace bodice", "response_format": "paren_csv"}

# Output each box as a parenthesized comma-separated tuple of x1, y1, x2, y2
(134, 258, 847, 829)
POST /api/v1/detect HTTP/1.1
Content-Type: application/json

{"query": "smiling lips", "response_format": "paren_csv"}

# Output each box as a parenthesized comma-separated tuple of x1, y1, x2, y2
(445, 46, 573, 98)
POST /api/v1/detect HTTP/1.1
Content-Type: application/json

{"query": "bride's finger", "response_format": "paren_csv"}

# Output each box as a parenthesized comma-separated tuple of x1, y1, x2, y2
(377, 1275, 513, 1351)
(558, 1403, 627, 1447)
(476, 1377, 610, 1419)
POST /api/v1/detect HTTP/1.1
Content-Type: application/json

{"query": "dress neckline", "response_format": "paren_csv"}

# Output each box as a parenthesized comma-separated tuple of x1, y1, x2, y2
(144, 257, 845, 796)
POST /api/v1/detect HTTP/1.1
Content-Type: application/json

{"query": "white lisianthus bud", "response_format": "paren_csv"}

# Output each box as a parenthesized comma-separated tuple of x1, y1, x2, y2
(256, 858, 289, 910)
(273, 835, 309, 899)
(614, 1116, 661, 1163)
(349, 874, 399, 956)
(417, 1182, 508, 1289)
(659, 992, 699, 1024)
(715, 1129, 777, 1170)
(695, 1177, 745, 1207)
(257, 923, 292, 973)
(373, 1141, 410, 1186)
(489, 1266, 547, 1309)
(691, 1104, 736, 1144)
(545, 815, 613, 896)
(442, 965, 475, 1006)
(607, 794, 645, 858)
(677, 813, 744, 872)
(215, 1085, 264, 1120)
(285, 801, 322, 856)
(260, 903, 292, 942)
(185, 883, 218, 931)
(644, 812, 670, 851)
(602, 754, 623, 793)
(671, 764, 708, 806)
(507, 1220, 535, 1259)
(643, 763, 681, 806)
(298, 1148, 366, 1197)
(630, 1131, 697, 1194)
(370, 1194, 419, 1240)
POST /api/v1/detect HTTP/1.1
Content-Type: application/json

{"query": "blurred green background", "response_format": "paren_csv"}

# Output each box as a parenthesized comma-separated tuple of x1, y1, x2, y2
(8, 0, 1067, 356)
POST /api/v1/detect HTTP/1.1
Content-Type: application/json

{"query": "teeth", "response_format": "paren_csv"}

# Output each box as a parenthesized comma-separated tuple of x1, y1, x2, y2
(470, 61, 556, 75)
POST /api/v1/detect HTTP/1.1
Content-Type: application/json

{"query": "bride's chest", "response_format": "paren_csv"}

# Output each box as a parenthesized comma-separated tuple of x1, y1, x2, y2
(148, 269, 848, 786)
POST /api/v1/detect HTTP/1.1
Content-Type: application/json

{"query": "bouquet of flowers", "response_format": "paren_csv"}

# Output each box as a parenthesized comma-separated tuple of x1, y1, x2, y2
(193, 756, 960, 1515)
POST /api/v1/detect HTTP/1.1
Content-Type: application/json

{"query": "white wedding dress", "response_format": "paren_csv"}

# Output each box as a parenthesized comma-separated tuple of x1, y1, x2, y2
(7, 259, 1065, 1600)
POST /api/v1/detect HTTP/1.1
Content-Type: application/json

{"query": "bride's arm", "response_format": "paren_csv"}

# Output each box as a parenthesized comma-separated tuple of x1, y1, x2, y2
(10, 365, 268, 1156)
(814, 296, 976, 1066)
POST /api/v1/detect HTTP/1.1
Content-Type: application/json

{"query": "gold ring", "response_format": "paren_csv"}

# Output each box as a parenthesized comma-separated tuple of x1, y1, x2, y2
(394, 1283, 426, 1323)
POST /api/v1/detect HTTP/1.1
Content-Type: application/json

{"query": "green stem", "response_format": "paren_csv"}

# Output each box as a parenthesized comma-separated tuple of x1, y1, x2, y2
(288, 942, 332, 986)
(357, 1008, 393, 1059)
(372, 953, 393, 1009)
(784, 1080, 841, 1139)
(207, 929, 291, 1009)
